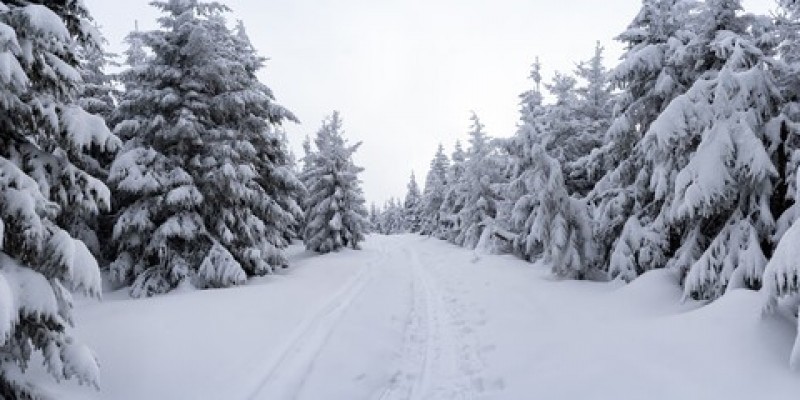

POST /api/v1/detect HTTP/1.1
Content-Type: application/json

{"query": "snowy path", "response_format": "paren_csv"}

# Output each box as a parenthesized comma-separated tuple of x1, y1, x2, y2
(50, 234, 800, 400)
(378, 247, 496, 400)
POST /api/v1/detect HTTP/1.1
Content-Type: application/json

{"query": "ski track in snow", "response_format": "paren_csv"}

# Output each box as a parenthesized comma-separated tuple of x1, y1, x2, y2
(246, 245, 386, 400)
(377, 244, 501, 400)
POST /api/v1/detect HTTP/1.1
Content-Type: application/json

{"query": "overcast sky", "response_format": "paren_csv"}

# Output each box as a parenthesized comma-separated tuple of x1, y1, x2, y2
(84, 0, 775, 205)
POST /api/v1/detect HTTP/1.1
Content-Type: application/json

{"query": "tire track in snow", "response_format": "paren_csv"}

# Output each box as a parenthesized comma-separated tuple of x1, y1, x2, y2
(378, 244, 498, 400)
(246, 246, 385, 400)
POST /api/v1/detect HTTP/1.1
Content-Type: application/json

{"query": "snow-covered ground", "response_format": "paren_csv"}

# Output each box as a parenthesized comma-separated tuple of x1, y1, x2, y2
(45, 234, 800, 399)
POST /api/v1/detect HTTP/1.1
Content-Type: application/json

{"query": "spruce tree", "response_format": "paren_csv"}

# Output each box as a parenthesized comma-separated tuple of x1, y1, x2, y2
(376, 198, 405, 235)
(502, 58, 598, 271)
(439, 141, 467, 241)
(109, 0, 300, 296)
(74, 26, 119, 261)
(540, 72, 582, 165)
(454, 113, 505, 249)
(419, 144, 450, 235)
(764, 169, 800, 370)
(503, 59, 550, 260)
(123, 21, 148, 70)
(641, 0, 780, 299)
(771, 0, 800, 247)
(581, 0, 782, 296)
(0, 2, 118, 397)
(403, 172, 422, 233)
(525, 146, 596, 278)
(586, 0, 703, 281)
(368, 203, 381, 233)
(77, 28, 117, 124)
(536, 45, 613, 198)
(236, 20, 304, 246)
(303, 112, 368, 252)
(566, 42, 614, 195)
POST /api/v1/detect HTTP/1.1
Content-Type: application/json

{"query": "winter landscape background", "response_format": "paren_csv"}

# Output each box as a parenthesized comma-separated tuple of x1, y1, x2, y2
(3, 0, 800, 399)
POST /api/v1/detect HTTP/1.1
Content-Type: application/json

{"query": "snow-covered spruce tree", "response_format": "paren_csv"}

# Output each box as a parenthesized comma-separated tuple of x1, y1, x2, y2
(271, 128, 305, 244)
(374, 200, 389, 234)
(403, 172, 422, 233)
(390, 198, 405, 234)
(297, 135, 317, 239)
(418, 144, 450, 236)
(113, 22, 148, 133)
(453, 113, 506, 250)
(639, 0, 781, 300)
(565, 42, 615, 196)
(232, 20, 305, 245)
(368, 203, 381, 233)
(123, 21, 148, 71)
(99, 22, 150, 269)
(575, 42, 615, 126)
(586, 0, 780, 295)
(524, 146, 596, 278)
(539, 72, 582, 166)
(0, 2, 119, 397)
(109, 1, 300, 296)
(439, 140, 467, 241)
(770, 0, 800, 247)
(585, 0, 708, 282)
(77, 28, 117, 124)
(376, 198, 405, 235)
(500, 57, 597, 274)
(684, 0, 800, 369)
(303, 112, 368, 252)
(73, 26, 119, 260)
(518, 46, 612, 200)
(502, 58, 550, 260)
(763, 167, 800, 369)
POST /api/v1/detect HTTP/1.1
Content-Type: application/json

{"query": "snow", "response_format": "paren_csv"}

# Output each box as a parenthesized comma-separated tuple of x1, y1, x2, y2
(69, 236, 104, 298)
(44, 235, 800, 400)
(764, 215, 800, 309)
(22, 4, 71, 41)
(61, 342, 100, 388)
(0, 253, 61, 338)
(47, 230, 103, 297)
(0, 264, 16, 342)
(110, 148, 168, 195)
(0, 51, 27, 90)
(61, 105, 121, 154)
(152, 212, 204, 241)
(46, 53, 82, 83)
(164, 184, 203, 207)
(197, 242, 246, 288)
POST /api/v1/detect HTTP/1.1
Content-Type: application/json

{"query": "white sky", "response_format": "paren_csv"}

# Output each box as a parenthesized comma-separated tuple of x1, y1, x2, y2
(84, 0, 775, 205)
